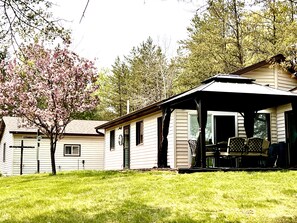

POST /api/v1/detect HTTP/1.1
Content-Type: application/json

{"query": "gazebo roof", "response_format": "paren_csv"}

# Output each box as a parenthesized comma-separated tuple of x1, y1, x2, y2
(160, 74, 297, 112)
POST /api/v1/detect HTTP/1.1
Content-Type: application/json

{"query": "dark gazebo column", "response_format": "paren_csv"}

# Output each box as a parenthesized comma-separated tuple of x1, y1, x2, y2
(243, 110, 256, 138)
(158, 107, 171, 168)
(195, 99, 207, 168)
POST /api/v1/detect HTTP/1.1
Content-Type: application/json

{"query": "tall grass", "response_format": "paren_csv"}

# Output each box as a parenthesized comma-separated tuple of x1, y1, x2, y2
(0, 170, 297, 222)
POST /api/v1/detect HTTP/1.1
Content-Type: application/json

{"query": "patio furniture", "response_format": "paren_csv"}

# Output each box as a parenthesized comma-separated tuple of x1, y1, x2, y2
(188, 139, 216, 167)
(262, 139, 270, 158)
(244, 137, 264, 167)
(260, 139, 270, 167)
(245, 137, 263, 156)
(220, 136, 246, 167)
(188, 139, 197, 167)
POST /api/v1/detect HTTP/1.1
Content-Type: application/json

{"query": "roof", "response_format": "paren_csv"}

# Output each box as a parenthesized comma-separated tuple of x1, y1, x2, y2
(95, 101, 162, 129)
(0, 117, 106, 137)
(231, 54, 286, 75)
(159, 74, 297, 112)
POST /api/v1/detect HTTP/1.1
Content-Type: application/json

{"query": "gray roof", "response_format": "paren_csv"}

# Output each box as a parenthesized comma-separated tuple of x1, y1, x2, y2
(1, 117, 106, 136)
(160, 74, 297, 112)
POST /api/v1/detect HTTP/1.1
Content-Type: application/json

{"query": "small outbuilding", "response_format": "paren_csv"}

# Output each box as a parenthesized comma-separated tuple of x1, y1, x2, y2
(0, 117, 106, 176)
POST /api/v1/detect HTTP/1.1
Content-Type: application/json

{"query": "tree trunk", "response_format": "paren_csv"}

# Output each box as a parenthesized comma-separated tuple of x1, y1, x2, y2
(50, 134, 57, 175)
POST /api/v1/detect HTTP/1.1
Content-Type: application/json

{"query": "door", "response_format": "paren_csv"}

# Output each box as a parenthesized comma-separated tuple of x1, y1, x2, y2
(285, 111, 297, 167)
(123, 125, 130, 169)
(214, 115, 235, 143)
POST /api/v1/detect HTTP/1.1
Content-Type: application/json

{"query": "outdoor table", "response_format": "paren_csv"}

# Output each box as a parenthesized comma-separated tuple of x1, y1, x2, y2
(206, 141, 227, 167)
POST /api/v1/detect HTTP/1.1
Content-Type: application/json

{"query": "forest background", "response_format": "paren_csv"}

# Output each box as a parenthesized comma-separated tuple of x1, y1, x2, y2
(94, 0, 297, 121)
(2, 0, 297, 121)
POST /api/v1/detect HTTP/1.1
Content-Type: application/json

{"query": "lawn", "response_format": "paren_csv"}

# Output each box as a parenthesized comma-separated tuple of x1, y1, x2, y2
(0, 170, 297, 223)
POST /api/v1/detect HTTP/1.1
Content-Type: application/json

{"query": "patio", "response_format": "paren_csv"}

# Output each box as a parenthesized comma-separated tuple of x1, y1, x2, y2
(158, 74, 297, 169)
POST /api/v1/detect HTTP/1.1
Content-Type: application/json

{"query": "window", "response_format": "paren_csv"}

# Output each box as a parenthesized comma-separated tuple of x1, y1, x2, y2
(2, 143, 6, 162)
(189, 114, 212, 142)
(136, 121, 143, 145)
(189, 113, 236, 144)
(110, 130, 115, 150)
(64, 144, 81, 156)
(254, 113, 270, 140)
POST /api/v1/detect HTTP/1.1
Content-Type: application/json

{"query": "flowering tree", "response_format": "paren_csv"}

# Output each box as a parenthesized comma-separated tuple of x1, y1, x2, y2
(0, 43, 99, 175)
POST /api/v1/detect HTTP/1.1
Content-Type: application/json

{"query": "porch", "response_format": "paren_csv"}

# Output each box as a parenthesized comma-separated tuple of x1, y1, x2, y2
(178, 167, 295, 174)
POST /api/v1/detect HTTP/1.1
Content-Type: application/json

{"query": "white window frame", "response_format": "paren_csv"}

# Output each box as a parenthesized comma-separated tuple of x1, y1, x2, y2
(64, 144, 81, 157)
(188, 110, 238, 141)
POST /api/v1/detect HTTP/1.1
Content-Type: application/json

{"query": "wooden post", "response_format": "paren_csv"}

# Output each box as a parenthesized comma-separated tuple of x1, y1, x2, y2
(158, 107, 172, 168)
(37, 130, 41, 173)
(195, 99, 207, 168)
(20, 140, 24, 175)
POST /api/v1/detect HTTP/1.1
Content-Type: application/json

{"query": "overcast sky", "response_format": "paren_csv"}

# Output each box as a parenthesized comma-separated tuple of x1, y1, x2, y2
(52, 0, 199, 69)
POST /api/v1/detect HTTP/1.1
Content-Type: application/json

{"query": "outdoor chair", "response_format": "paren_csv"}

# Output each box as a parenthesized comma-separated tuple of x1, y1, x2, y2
(220, 136, 246, 167)
(245, 137, 264, 156)
(187, 139, 216, 168)
(262, 139, 270, 158)
(188, 139, 197, 167)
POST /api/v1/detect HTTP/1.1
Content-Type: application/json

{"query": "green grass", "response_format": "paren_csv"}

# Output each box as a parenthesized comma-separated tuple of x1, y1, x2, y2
(0, 170, 297, 223)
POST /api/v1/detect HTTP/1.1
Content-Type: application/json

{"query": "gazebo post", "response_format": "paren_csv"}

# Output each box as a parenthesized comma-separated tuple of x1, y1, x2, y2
(158, 106, 171, 168)
(195, 99, 207, 168)
(243, 111, 256, 138)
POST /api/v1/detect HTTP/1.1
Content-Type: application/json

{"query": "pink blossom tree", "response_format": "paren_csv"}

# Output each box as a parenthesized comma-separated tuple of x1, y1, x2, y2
(0, 43, 99, 175)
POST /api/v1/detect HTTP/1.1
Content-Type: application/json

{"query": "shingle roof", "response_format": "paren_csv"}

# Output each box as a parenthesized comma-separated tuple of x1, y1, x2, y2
(1, 117, 106, 136)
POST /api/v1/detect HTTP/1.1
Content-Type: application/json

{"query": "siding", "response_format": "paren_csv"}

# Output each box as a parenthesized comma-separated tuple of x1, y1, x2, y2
(237, 115, 245, 138)
(241, 65, 276, 87)
(175, 109, 190, 168)
(0, 127, 14, 176)
(130, 113, 159, 169)
(276, 67, 297, 91)
(241, 64, 296, 144)
(11, 134, 104, 175)
(277, 104, 292, 143)
(104, 111, 174, 170)
(104, 128, 125, 170)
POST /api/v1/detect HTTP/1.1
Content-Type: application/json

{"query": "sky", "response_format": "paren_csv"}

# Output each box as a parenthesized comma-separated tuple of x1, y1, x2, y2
(52, 0, 199, 69)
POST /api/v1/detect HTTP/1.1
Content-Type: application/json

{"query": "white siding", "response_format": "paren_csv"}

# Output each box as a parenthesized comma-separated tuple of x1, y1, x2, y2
(10, 134, 104, 175)
(276, 67, 297, 91)
(104, 128, 124, 170)
(270, 108, 278, 144)
(104, 111, 177, 170)
(241, 65, 276, 88)
(241, 64, 296, 144)
(130, 113, 159, 169)
(277, 104, 292, 143)
(237, 115, 245, 138)
(0, 127, 14, 176)
(167, 110, 175, 168)
(175, 109, 190, 168)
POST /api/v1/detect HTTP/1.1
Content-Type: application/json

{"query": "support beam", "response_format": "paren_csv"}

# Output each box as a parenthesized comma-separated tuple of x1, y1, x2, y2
(158, 107, 172, 168)
(195, 99, 207, 168)
(243, 111, 256, 138)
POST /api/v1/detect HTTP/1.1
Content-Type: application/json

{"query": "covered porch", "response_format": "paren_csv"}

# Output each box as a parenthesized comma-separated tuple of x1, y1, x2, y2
(158, 74, 297, 169)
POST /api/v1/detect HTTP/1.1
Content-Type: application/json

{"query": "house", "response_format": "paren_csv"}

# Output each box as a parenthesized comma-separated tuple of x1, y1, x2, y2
(0, 117, 106, 176)
(96, 54, 297, 170)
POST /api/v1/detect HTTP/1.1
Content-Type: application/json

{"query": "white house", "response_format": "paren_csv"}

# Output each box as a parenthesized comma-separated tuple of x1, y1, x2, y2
(96, 55, 297, 170)
(0, 117, 106, 176)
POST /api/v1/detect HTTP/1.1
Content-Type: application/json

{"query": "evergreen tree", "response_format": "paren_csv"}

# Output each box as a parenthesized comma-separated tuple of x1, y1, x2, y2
(175, 0, 297, 92)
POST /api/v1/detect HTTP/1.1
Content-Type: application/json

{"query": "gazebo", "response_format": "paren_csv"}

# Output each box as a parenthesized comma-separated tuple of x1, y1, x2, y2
(157, 74, 297, 168)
